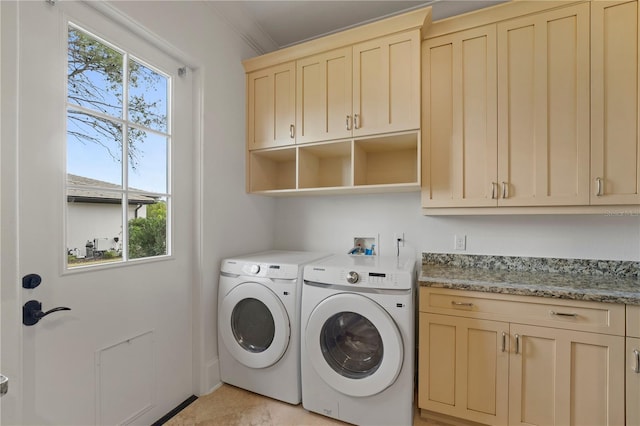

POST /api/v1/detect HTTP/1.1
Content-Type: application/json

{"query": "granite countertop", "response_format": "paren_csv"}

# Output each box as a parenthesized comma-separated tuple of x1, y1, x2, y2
(420, 254, 640, 305)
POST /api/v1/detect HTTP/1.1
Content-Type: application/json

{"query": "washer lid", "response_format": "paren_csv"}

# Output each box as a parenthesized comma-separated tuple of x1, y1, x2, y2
(219, 282, 290, 369)
(305, 293, 403, 397)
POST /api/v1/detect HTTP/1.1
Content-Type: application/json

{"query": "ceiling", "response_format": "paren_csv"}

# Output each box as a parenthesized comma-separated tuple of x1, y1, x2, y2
(210, 1, 506, 55)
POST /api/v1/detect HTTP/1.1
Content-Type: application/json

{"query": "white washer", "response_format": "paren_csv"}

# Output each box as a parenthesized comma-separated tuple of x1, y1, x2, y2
(218, 250, 330, 404)
(301, 255, 416, 426)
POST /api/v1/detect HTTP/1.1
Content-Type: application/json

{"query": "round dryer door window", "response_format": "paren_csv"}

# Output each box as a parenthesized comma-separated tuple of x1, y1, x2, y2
(220, 282, 290, 369)
(305, 293, 403, 397)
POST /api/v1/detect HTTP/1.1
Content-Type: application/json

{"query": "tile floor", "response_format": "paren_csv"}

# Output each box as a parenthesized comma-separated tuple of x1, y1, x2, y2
(164, 384, 439, 426)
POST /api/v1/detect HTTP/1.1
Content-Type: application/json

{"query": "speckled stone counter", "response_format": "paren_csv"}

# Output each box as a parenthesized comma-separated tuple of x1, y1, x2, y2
(420, 253, 640, 305)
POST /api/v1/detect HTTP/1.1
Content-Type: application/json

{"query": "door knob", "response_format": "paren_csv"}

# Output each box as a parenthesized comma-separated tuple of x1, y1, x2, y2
(23, 300, 71, 326)
(0, 374, 7, 397)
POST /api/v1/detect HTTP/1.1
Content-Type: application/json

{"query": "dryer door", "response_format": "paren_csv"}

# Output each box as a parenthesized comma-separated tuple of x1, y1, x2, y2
(220, 282, 290, 369)
(304, 292, 403, 397)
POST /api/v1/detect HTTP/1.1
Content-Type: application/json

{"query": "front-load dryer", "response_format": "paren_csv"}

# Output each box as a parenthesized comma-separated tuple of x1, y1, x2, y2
(217, 250, 330, 404)
(301, 255, 416, 425)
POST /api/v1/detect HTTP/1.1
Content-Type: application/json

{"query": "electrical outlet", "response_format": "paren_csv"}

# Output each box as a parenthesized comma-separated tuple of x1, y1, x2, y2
(454, 234, 466, 251)
(393, 232, 405, 247)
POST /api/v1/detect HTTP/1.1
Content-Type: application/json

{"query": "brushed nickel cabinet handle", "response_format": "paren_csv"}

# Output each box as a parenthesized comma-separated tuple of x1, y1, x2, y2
(596, 177, 603, 196)
(634, 349, 640, 373)
(354, 114, 360, 129)
(550, 310, 578, 318)
(346, 115, 352, 131)
(451, 301, 473, 308)
(515, 334, 520, 354)
(491, 182, 498, 199)
(502, 182, 508, 199)
(501, 332, 506, 352)
(289, 124, 295, 139)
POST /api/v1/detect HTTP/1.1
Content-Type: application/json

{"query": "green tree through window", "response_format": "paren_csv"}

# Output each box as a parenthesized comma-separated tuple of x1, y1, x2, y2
(128, 202, 167, 259)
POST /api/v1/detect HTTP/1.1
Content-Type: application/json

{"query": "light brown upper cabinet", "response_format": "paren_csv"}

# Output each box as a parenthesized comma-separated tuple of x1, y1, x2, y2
(591, 0, 640, 204)
(422, 25, 498, 208)
(352, 31, 421, 137)
(296, 48, 353, 144)
(423, 3, 591, 209)
(296, 31, 421, 145)
(497, 3, 590, 207)
(247, 62, 296, 150)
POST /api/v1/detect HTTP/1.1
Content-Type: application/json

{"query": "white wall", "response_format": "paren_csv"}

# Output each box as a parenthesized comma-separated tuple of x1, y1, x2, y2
(106, 1, 276, 394)
(273, 192, 640, 262)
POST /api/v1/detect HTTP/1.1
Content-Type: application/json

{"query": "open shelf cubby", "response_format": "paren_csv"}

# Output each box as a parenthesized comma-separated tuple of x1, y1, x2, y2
(247, 131, 420, 195)
(353, 132, 419, 186)
(298, 141, 352, 189)
(249, 147, 297, 192)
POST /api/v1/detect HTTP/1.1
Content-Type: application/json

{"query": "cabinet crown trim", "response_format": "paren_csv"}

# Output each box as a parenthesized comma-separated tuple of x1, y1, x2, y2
(424, 0, 586, 39)
(242, 6, 431, 73)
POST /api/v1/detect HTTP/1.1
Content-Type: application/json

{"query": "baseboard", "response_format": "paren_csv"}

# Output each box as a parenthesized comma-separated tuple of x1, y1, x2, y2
(151, 395, 197, 425)
(205, 358, 222, 394)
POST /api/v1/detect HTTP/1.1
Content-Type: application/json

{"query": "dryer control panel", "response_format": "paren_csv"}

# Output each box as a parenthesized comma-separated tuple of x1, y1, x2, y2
(222, 260, 300, 280)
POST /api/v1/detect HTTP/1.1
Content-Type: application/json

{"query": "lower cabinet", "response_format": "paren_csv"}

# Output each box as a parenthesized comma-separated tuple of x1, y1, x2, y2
(418, 288, 626, 426)
(508, 324, 624, 426)
(419, 314, 509, 425)
(627, 306, 640, 426)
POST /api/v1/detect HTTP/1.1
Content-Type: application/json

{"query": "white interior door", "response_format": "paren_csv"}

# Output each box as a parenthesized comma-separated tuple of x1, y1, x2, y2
(3, 2, 195, 424)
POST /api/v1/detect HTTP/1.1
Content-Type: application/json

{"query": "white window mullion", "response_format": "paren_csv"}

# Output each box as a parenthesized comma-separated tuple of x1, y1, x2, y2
(122, 52, 130, 261)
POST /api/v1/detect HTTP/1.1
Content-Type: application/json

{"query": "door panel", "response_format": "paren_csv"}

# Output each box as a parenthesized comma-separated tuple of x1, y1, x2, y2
(422, 25, 497, 208)
(509, 324, 625, 426)
(13, 2, 194, 424)
(247, 62, 295, 149)
(497, 4, 590, 206)
(419, 313, 509, 425)
(353, 31, 420, 136)
(591, 0, 640, 204)
(628, 337, 640, 426)
(296, 48, 352, 144)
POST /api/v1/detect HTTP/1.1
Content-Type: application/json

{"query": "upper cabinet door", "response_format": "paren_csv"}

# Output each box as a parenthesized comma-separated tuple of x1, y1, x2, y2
(353, 31, 421, 137)
(497, 3, 590, 206)
(296, 47, 353, 144)
(247, 62, 296, 150)
(422, 25, 498, 208)
(591, 0, 640, 205)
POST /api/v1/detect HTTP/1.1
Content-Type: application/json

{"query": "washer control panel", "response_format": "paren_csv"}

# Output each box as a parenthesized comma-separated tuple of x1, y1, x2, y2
(346, 271, 360, 284)
(303, 255, 415, 290)
(339, 270, 400, 287)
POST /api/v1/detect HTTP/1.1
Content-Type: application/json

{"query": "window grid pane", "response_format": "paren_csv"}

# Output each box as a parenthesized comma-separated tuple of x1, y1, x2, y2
(66, 24, 171, 269)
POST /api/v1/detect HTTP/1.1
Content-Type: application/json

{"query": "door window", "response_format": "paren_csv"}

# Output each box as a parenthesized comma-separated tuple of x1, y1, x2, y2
(232, 298, 275, 353)
(66, 24, 171, 268)
(320, 311, 383, 379)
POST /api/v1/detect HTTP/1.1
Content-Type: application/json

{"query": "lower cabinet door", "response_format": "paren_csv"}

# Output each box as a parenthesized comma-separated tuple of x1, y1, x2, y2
(628, 337, 640, 426)
(509, 324, 625, 426)
(418, 313, 509, 425)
